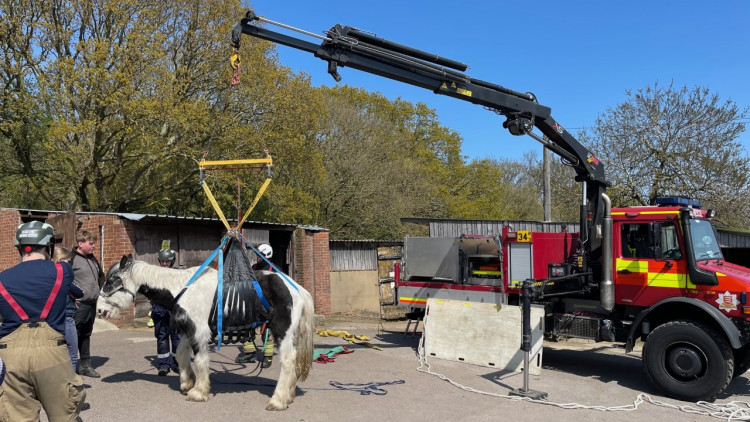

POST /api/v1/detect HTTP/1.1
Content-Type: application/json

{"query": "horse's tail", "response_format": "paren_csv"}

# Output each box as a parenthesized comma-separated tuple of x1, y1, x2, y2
(294, 288, 314, 382)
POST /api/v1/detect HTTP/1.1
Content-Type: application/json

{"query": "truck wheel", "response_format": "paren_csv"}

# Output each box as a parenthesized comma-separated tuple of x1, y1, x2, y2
(733, 345, 750, 378)
(642, 320, 733, 401)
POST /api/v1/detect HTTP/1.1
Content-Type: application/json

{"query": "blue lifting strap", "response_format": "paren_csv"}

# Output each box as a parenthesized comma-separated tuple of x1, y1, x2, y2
(252, 280, 271, 312)
(216, 245, 224, 350)
(172, 236, 228, 348)
(240, 235, 300, 292)
(173, 235, 229, 304)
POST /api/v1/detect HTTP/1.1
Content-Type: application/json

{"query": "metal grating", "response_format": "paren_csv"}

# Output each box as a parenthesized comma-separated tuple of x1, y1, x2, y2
(552, 314, 599, 340)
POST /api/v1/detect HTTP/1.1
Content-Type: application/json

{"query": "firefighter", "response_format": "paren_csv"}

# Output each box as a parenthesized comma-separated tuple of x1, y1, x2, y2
(234, 243, 275, 368)
(152, 248, 181, 376)
(0, 221, 86, 421)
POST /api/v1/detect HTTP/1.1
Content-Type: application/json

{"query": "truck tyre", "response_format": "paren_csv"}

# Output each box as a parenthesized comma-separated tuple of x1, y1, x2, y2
(733, 345, 750, 378)
(642, 320, 733, 402)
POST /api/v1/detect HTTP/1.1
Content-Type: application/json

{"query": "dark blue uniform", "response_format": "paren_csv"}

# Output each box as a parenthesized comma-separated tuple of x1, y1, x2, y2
(152, 303, 180, 372)
(0, 260, 76, 337)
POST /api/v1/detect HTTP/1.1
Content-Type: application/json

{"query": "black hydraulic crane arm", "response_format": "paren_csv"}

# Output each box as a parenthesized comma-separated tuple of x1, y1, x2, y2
(231, 11, 609, 264)
(231, 12, 606, 186)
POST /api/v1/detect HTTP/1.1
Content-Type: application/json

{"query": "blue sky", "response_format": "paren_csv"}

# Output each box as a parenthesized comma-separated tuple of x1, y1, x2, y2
(244, 1, 750, 162)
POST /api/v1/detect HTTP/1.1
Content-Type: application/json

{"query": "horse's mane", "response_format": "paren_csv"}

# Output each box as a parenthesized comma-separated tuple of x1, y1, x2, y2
(127, 261, 217, 292)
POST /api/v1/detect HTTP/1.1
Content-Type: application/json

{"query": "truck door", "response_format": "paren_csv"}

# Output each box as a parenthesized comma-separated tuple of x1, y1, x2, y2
(615, 222, 686, 306)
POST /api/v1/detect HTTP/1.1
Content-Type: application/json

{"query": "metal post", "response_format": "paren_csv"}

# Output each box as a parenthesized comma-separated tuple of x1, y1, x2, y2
(509, 279, 547, 399)
(543, 143, 551, 222)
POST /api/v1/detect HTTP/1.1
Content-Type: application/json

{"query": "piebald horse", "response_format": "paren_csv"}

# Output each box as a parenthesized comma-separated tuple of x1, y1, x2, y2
(96, 251, 314, 411)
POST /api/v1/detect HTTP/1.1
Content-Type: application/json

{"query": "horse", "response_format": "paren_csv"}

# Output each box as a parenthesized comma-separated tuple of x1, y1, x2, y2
(96, 253, 315, 411)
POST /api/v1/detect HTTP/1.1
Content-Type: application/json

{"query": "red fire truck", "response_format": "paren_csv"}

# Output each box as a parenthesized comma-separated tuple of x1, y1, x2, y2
(233, 12, 750, 402)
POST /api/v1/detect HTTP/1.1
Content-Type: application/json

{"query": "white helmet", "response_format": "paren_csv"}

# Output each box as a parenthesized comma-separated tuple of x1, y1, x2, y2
(258, 243, 273, 259)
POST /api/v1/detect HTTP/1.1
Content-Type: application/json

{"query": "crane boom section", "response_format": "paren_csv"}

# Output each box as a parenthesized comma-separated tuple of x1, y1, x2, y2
(232, 13, 605, 187)
(232, 11, 608, 265)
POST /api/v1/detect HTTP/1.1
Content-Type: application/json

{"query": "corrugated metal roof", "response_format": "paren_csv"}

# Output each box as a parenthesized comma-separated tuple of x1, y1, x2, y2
(403, 217, 750, 249)
(1, 207, 325, 231)
(402, 217, 579, 237)
(329, 239, 402, 247)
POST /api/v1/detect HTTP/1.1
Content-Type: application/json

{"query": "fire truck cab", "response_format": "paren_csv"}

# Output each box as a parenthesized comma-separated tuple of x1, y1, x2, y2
(394, 197, 750, 402)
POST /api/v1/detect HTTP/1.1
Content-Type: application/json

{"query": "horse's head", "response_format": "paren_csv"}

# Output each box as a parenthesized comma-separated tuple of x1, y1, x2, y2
(97, 255, 137, 319)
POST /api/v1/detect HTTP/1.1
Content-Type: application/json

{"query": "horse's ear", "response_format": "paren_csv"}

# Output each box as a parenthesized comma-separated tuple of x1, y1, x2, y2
(120, 255, 129, 267)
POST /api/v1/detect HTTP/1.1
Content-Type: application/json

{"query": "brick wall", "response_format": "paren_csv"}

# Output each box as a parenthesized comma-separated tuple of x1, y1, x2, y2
(292, 228, 331, 316)
(312, 231, 331, 315)
(0, 210, 21, 269)
(55, 213, 137, 327)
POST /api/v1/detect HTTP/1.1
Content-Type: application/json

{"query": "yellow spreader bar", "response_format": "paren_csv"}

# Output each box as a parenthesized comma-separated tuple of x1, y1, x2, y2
(237, 178, 272, 227)
(198, 157, 273, 169)
(201, 181, 231, 231)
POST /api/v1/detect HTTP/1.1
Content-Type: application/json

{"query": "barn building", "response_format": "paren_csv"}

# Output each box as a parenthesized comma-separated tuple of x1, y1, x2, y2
(0, 208, 331, 327)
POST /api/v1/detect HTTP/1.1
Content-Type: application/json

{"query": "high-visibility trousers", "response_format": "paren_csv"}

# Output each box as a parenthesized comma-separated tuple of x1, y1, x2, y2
(242, 327, 275, 357)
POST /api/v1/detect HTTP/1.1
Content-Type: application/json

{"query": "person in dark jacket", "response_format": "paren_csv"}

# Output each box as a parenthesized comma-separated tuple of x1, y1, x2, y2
(152, 248, 181, 376)
(0, 221, 86, 421)
(52, 246, 84, 373)
(71, 230, 106, 378)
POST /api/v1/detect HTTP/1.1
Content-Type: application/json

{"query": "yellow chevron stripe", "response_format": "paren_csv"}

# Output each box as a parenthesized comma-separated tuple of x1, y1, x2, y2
(616, 259, 686, 287)
(400, 297, 427, 304)
(641, 211, 680, 215)
(611, 210, 679, 216)
(616, 260, 648, 272)
(647, 273, 685, 287)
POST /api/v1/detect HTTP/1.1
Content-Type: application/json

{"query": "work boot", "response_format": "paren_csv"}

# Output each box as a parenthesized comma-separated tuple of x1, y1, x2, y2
(78, 359, 101, 378)
(158, 366, 170, 376)
(261, 356, 273, 369)
(235, 352, 257, 364)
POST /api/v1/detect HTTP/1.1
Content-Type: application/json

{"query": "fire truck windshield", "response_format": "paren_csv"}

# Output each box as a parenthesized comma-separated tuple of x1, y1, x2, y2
(688, 218, 723, 262)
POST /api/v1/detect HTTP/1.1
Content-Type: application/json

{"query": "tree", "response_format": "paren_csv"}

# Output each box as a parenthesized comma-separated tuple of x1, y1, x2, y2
(315, 86, 455, 239)
(446, 157, 543, 220)
(584, 82, 749, 227)
(0, 0, 328, 223)
(522, 151, 580, 222)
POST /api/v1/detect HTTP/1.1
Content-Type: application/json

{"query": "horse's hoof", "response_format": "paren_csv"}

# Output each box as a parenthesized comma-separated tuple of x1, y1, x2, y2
(265, 399, 288, 411)
(186, 389, 209, 402)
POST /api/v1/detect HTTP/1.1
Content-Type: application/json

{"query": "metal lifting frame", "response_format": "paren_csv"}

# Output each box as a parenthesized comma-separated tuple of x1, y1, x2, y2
(198, 154, 273, 231)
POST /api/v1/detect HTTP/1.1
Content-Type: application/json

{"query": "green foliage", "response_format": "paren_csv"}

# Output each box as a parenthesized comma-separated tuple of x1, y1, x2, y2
(315, 86, 452, 239)
(521, 151, 580, 222)
(15, 3, 748, 240)
(584, 82, 750, 227)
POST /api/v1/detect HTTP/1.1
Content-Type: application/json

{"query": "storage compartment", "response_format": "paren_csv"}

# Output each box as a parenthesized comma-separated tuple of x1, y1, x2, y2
(402, 237, 460, 282)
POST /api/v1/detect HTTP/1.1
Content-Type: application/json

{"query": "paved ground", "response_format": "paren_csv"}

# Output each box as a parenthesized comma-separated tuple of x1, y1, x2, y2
(42, 316, 750, 421)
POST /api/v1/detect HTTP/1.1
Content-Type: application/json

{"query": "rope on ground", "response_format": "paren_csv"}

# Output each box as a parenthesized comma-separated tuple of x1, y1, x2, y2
(415, 314, 750, 421)
(315, 329, 383, 350)
(329, 380, 405, 395)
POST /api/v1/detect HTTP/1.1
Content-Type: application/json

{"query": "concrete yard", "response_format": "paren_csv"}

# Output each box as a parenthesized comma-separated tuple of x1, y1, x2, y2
(45, 316, 750, 421)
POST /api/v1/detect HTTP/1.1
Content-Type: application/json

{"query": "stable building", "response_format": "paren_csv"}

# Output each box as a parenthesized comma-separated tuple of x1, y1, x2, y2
(0, 208, 331, 327)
